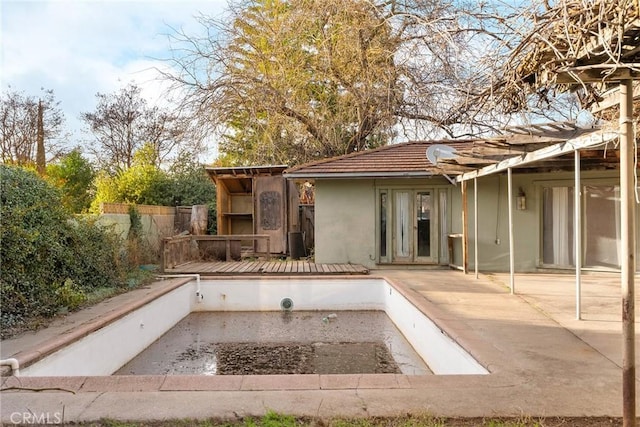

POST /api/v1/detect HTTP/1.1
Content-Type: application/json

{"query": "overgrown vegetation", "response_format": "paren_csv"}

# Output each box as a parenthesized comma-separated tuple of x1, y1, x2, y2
(90, 146, 216, 227)
(64, 413, 623, 427)
(0, 166, 130, 337)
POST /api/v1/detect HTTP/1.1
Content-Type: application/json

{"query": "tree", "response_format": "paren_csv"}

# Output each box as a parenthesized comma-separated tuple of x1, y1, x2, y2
(46, 149, 96, 214)
(81, 83, 197, 171)
(496, 0, 639, 118)
(90, 143, 171, 212)
(167, 0, 514, 165)
(0, 88, 66, 166)
(90, 145, 217, 218)
(168, 0, 403, 165)
(167, 151, 216, 207)
(167, 152, 218, 233)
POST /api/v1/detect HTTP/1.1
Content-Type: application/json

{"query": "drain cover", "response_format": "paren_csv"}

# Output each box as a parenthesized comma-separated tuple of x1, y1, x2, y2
(280, 297, 294, 311)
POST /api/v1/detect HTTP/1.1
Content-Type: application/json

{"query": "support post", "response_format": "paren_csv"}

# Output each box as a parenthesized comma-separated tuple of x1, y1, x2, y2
(620, 78, 636, 427)
(575, 150, 582, 320)
(507, 168, 515, 294)
(461, 180, 469, 274)
(474, 177, 479, 279)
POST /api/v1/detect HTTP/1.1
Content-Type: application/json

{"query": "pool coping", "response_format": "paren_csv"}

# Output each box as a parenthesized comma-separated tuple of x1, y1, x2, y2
(3, 277, 192, 374)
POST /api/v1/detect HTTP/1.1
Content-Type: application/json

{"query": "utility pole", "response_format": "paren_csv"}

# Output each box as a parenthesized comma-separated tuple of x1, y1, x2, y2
(36, 99, 45, 176)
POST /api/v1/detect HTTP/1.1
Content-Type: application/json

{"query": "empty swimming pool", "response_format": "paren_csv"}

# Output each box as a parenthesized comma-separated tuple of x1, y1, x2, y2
(115, 310, 431, 375)
(17, 277, 488, 376)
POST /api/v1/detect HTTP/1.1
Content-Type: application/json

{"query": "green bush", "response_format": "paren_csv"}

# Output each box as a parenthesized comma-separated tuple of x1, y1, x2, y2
(55, 279, 87, 311)
(0, 166, 128, 334)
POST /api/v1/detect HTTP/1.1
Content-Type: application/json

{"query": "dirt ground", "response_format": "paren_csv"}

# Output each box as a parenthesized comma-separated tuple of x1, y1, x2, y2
(175, 341, 401, 375)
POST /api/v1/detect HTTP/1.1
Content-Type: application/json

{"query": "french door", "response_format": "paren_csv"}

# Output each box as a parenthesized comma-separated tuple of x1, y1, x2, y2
(392, 190, 436, 263)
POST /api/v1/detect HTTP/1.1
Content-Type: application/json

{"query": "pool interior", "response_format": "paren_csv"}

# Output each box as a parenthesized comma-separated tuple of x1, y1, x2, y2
(115, 310, 432, 376)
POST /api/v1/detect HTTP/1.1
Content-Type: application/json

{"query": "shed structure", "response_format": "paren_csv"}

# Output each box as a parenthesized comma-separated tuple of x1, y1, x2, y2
(205, 165, 299, 256)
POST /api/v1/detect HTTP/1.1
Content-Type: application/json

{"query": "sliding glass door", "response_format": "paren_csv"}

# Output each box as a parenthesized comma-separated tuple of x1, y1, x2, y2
(542, 185, 621, 269)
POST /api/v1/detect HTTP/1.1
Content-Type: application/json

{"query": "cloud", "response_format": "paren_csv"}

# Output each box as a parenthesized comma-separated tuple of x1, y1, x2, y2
(1, 0, 227, 150)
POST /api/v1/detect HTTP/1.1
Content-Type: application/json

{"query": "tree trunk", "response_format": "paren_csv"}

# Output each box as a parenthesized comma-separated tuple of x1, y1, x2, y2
(190, 204, 208, 235)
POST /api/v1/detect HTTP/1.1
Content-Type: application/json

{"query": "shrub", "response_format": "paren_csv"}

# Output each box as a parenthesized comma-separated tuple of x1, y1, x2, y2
(0, 166, 128, 334)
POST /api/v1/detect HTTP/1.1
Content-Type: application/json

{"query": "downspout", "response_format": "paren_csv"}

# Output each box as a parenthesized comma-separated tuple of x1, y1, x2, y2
(156, 274, 203, 303)
(1, 358, 20, 376)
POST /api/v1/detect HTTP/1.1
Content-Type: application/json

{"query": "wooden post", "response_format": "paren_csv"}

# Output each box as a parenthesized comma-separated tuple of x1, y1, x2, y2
(620, 78, 636, 427)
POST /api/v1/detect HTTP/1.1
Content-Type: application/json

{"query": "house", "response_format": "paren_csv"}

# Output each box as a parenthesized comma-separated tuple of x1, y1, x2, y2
(284, 123, 637, 272)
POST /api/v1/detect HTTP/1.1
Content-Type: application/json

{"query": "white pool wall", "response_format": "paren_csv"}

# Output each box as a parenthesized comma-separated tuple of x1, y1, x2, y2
(20, 284, 194, 376)
(383, 282, 487, 375)
(194, 278, 385, 312)
(19, 277, 488, 376)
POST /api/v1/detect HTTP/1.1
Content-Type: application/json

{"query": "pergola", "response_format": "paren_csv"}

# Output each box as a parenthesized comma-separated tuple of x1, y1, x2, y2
(480, 2, 639, 424)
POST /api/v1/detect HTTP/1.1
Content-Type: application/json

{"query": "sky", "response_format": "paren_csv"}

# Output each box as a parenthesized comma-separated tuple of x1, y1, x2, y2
(1, 0, 229, 160)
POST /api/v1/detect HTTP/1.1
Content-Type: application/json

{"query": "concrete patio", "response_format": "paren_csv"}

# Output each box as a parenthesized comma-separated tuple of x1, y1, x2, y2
(1, 269, 638, 423)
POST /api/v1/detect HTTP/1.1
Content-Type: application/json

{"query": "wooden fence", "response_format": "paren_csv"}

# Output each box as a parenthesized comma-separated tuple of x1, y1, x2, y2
(100, 203, 176, 216)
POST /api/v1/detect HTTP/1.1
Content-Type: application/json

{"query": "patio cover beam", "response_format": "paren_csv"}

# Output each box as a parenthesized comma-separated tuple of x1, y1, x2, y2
(455, 130, 620, 183)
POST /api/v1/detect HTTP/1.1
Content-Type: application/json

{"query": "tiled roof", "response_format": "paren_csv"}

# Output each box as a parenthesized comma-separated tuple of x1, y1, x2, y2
(284, 140, 479, 179)
(284, 123, 614, 180)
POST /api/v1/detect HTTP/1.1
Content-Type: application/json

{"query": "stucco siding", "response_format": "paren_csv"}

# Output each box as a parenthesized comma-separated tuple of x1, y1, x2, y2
(314, 179, 376, 267)
(463, 169, 624, 272)
(312, 169, 628, 273)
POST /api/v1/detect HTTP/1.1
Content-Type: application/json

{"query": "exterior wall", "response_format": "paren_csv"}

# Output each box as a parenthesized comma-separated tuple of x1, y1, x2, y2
(462, 169, 625, 272)
(315, 179, 377, 267)
(314, 169, 629, 273)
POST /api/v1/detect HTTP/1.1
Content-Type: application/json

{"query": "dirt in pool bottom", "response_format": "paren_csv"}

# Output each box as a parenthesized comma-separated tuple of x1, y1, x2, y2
(114, 311, 430, 375)
(119, 341, 401, 375)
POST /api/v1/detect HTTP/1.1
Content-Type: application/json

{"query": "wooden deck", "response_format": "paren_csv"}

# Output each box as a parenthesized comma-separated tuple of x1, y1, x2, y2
(164, 260, 369, 275)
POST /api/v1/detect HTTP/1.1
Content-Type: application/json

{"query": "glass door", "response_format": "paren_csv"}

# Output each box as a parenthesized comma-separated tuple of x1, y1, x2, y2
(542, 184, 622, 270)
(415, 192, 432, 260)
(391, 190, 437, 263)
(393, 191, 412, 262)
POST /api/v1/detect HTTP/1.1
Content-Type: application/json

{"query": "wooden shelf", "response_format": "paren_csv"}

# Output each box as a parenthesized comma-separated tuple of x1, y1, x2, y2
(222, 212, 253, 217)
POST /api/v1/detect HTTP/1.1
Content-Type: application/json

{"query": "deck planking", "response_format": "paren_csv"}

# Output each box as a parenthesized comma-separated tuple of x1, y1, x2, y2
(164, 260, 369, 276)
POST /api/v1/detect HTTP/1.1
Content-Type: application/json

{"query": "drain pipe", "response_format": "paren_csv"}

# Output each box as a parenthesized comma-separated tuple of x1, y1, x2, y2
(156, 274, 203, 303)
(0, 358, 20, 376)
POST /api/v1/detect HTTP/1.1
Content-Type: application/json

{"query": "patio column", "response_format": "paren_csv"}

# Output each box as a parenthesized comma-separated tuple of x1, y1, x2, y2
(461, 180, 468, 274)
(474, 177, 479, 279)
(574, 150, 582, 320)
(507, 168, 515, 294)
(620, 78, 636, 426)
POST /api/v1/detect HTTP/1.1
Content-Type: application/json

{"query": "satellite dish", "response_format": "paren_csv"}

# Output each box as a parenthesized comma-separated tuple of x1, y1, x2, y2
(426, 144, 457, 165)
